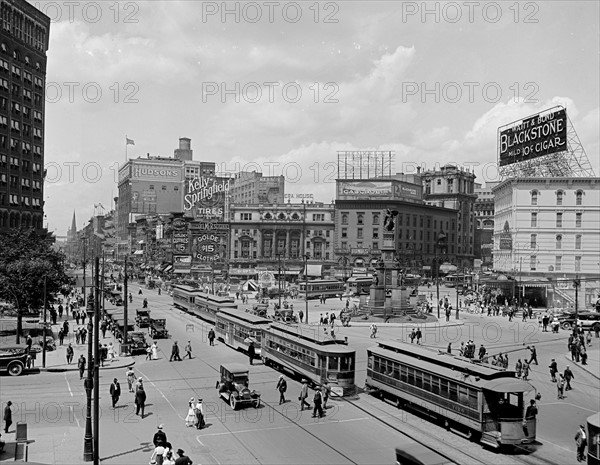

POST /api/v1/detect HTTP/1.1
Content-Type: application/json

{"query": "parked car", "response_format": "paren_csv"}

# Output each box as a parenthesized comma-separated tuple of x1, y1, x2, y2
(127, 331, 148, 355)
(557, 311, 578, 330)
(216, 363, 261, 410)
(0, 346, 29, 376)
(135, 309, 151, 328)
(576, 312, 600, 332)
(30, 336, 57, 353)
(149, 318, 169, 339)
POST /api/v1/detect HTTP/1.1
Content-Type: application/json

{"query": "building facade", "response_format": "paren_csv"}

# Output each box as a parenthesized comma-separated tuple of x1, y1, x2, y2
(473, 181, 499, 269)
(492, 177, 600, 307)
(0, 0, 50, 231)
(229, 171, 284, 205)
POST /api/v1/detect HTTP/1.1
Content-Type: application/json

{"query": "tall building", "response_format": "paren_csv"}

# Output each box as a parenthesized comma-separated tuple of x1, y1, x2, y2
(420, 164, 477, 269)
(230, 171, 284, 205)
(0, 0, 50, 231)
(492, 177, 600, 307)
(473, 181, 499, 269)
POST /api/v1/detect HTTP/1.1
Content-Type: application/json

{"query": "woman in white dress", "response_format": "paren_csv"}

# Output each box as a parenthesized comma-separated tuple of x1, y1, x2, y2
(107, 342, 115, 359)
(151, 341, 158, 360)
(185, 398, 196, 427)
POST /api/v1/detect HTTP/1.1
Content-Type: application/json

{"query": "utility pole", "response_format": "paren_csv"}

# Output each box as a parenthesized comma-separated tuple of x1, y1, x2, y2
(82, 238, 87, 309)
(278, 253, 282, 309)
(93, 257, 100, 465)
(304, 253, 309, 323)
(42, 276, 47, 368)
(574, 274, 580, 317)
(123, 257, 129, 351)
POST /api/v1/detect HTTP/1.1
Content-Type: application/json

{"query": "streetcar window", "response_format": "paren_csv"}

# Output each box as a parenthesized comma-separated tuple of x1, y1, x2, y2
(401, 366, 408, 382)
(458, 386, 469, 404)
(374, 358, 381, 373)
(423, 373, 431, 391)
(449, 384, 458, 402)
(341, 356, 350, 371)
(468, 390, 478, 409)
(431, 375, 440, 395)
(393, 363, 400, 380)
(407, 367, 415, 384)
(367, 355, 373, 369)
(415, 371, 423, 388)
(328, 356, 338, 371)
(440, 379, 449, 397)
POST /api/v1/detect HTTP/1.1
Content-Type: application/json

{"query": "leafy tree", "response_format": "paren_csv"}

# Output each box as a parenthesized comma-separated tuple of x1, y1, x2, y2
(0, 228, 72, 343)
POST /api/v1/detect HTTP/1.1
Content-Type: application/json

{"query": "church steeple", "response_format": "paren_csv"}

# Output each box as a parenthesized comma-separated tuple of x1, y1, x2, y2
(70, 211, 77, 233)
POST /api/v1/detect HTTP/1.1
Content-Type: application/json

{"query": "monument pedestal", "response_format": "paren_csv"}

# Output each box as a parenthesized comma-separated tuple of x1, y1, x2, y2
(367, 285, 386, 316)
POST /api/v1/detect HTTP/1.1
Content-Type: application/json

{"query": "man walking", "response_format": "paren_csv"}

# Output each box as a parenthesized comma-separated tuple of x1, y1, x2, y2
(564, 366, 574, 391)
(549, 359, 558, 382)
(3, 401, 12, 434)
(110, 378, 121, 408)
(299, 379, 311, 411)
(135, 385, 146, 417)
(169, 341, 182, 362)
(276, 375, 287, 405)
(528, 345, 538, 365)
(126, 367, 136, 392)
(182, 341, 193, 360)
(575, 424, 588, 462)
(78, 354, 86, 380)
(66, 343, 74, 364)
(153, 425, 167, 447)
(321, 381, 331, 410)
(208, 328, 215, 346)
(248, 341, 256, 365)
(312, 387, 324, 418)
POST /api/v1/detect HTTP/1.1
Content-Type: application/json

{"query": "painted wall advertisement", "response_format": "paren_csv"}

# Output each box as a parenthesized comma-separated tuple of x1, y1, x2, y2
(173, 255, 192, 273)
(191, 224, 229, 262)
(499, 107, 568, 166)
(338, 181, 392, 198)
(184, 176, 230, 220)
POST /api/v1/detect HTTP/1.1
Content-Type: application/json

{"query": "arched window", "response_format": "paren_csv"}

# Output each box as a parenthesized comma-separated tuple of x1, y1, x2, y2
(556, 191, 563, 206)
(341, 214, 348, 225)
(556, 234, 562, 249)
(531, 191, 538, 206)
(357, 214, 364, 225)
(264, 213, 272, 219)
(576, 190, 583, 206)
(278, 213, 285, 220)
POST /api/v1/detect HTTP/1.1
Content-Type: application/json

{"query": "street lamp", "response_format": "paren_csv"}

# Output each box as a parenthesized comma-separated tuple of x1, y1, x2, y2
(83, 289, 94, 462)
(277, 253, 283, 309)
(435, 231, 447, 319)
(303, 253, 310, 323)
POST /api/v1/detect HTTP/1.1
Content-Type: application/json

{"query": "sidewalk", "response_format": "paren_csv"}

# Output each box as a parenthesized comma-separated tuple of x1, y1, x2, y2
(563, 344, 600, 380)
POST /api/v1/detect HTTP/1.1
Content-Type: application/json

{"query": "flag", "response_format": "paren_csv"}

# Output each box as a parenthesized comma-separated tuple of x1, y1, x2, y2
(126, 137, 135, 146)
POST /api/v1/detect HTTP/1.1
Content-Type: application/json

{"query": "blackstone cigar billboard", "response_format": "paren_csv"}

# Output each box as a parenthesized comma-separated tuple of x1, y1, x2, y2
(498, 107, 568, 166)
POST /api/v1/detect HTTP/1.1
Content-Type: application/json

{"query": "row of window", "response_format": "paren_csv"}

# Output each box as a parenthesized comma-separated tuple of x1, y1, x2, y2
(265, 336, 317, 367)
(234, 229, 331, 238)
(530, 234, 584, 250)
(0, 193, 42, 207)
(0, 155, 42, 172)
(1, 5, 48, 52)
(1, 60, 44, 88)
(531, 190, 585, 206)
(0, 137, 43, 154)
(0, 209, 43, 229)
(531, 212, 583, 228)
(528, 255, 584, 272)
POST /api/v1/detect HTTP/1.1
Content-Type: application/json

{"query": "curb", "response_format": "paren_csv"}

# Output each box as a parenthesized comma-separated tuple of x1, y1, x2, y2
(563, 354, 599, 381)
(39, 359, 135, 373)
(329, 321, 465, 328)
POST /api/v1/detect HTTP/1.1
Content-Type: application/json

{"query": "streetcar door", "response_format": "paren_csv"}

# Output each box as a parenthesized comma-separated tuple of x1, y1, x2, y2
(318, 355, 327, 382)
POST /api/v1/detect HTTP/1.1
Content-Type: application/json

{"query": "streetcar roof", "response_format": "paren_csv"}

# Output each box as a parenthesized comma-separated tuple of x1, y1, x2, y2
(216, 309, 271, 325)
(173, 284, 202, 293)
(483, 378, 534, 393)
(370, 340, 517, 383)
(587, 412, 600, 428)
(265, 323, 355, 354)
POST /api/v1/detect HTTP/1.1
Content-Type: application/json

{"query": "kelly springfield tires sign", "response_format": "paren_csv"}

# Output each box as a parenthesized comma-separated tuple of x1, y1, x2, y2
(498, 107, 568, 166)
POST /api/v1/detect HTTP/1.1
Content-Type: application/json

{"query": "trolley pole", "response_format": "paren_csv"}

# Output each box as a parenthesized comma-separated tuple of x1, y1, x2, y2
(123, 257, 129, 350)
(304, 254, 309, 324)
(93, 257, 100, 465)
(278, 254, 282, 309)
(42, 276, 47, 368)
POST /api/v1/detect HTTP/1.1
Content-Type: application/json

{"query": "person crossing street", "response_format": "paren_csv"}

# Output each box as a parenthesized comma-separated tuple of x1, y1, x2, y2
(170, 341, 182, 362)
(110, 378, 121, 408)
(276, 375, 287, 405)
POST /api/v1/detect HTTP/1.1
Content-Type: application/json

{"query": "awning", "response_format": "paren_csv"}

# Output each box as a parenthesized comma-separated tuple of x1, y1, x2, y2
(164, 265, 173, 272)
(305, 264, 322, 277)
(174, 269, 190, 274)
(483, 378, 534, 393)
(133, 250, 144, 255)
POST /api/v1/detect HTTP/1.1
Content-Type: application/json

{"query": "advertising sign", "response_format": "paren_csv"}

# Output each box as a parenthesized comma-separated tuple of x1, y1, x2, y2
(338, 181, 392, 198)
(499, 108, 568, 166)
(130, 163, 183, 181)
(184, 176, 230, 220)
(258, 271, 275, 287)
(173, 255, 192, 273)
(394, 182, 421, 200)
(191, 229, 227, 262)
(499, 221, 513, 250)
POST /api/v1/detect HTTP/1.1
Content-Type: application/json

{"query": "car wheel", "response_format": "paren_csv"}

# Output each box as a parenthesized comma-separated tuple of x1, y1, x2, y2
(230, 396, 237, 410)
(561, 322, 572, 330)
(8, 362, 23, 376)
(254, 398, 261, 408)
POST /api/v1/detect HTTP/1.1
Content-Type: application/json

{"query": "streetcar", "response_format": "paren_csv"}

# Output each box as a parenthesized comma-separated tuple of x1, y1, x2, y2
(588, 412, 600, 465)
(297, 279, 345, 300)
(261, 322, 355, 395)
(190, 292, 238, 324)
(346, 276, 373, 296)
(366, 340, 537, 448)
(443, 274, 473, 288)
(215, 308, 271, 356)
(172, 284, 204, 312)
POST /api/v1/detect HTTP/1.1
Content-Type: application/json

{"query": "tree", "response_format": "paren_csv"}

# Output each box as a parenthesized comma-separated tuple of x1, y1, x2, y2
(0, 228, 72, 343)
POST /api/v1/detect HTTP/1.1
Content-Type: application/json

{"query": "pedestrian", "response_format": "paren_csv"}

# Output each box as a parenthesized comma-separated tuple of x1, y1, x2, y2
(370, 323, 377, 339)
(58, 304, 64, 319)
(169, 341, 181, 362)
(149, 444, 166, 465)
(138, 289, 143, 295)
(135, 385, 146, 417)
(409, 329, 416, 343)
(175, 449, 192, 465)
(134, 377, 144, 393)
(248, 341, 256, 365)
(25, 334, 32, 354)
(183, 341, 192, 360)
(75, 311, 80, 325)
(299, 379, 311, 411)
(129, 292, 133, 303)
(126, 367, 136, 392)
(143, 298, 148, 308)
(81, 327, 87, 345)
(152, 341, 158, 360)
(298, 310, 304, 323)
(447, 343, 452, 354)
(312, 387, 325, 419)
(276, 375, 287, 405)
(58, 328, 65, 345)
(75, 327, 81, 345)
(557, 374, 565, 399)
(478, 345, 486, 361)
(66, 343, 74, 364)
(575, 424, 588, 462)
(78, 354, 86, 380)
(153, 425, 167, 447)
(100, 320, 107, 338)
(208, 328, 215, 346)
(80, 311, 86, 325)
(194, 399, 205, 429)
(185, 398, 196, 427)
(522, 360, 529, 381)
(416, 328, 422, 344)
(564, 366, 574, 390)
(528, 345, 538, 365)
(580, 344, 588, 365)
(321, 381, 330, 409)
(525, 399, 538, 420)
(3, 401, 12, 434)
(158, 287, 162, 296)
(549, 359, 558, 382)
(110, 378, 121, 408)
(587, 329, 593, 347)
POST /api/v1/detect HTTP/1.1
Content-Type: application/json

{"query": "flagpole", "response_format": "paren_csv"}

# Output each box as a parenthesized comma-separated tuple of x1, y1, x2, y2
(125, 135, 128, 161)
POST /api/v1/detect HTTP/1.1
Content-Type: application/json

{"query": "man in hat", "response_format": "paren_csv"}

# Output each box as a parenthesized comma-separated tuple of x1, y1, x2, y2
(126, 367, 136, 392)
(77, 354, 86, 380)
(575, 424, 587, 462)
(564, 365, 575, 391)
(299, 379, 310, 411)
(134, 385, 146, 417)
(3, 401, 12, 434)
(134, 377, 144, 393)
(175, 448, 192, 465)
(549, 359, 558, 382)
(110, 378, 121, 408)
(183, 341, 193, 360)
(276, 375, 287, 405)
(170, 341, 181, 362)
(153, 425, 167, 447)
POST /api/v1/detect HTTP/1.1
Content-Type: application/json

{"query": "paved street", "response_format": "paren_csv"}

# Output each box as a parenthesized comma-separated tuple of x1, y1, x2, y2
(1, 283, 597, 464)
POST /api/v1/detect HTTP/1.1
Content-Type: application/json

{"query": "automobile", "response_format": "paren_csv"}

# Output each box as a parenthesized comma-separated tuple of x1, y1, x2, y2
(149, 318, 169, 339)
(127, 331, 148, 355)
(556, 311, 578, 330)
(135, 309, 152, 328)
(30, 336, 57, 353)
(0, 346, 29, 376)
(272, 309, 297, 324)
(576, 312, 600, 332)
(215, 363, 261, 410)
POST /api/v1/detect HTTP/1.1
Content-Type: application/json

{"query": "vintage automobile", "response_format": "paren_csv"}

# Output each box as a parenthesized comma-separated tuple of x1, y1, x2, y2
(30, 336, 57, 353)
(135, 309, 152, 328)
(0, 346, 29, 376)
(126, 331, 148, 355)
(215, 363, 261, 409)
(109, 291, 124, 306)
(272, 308, 297, 324)
(247, 304, 268, 318)
(149, 318, 169, 339)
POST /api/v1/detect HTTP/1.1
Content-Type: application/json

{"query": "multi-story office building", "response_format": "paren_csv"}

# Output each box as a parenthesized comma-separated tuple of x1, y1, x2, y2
(0, 0, 50, 231)
(230, 171, 284, 205)
(420, 164, 477, 270)
(492, 177, 600, 307)
(474, 181, 499, 269)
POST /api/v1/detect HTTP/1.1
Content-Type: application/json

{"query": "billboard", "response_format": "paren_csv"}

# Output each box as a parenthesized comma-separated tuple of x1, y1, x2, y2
(499, 108, 568, 166)
(184, 176, 230, 221)
(338, 181, 392, 199)
(191, 226, 228, 263)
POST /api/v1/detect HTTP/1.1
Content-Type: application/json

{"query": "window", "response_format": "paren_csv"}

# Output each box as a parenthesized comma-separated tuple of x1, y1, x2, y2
(372, 214, 379, 225)
(341, 213, 348, 225)
(556, 191, 563, 206)
(241, 213, 252, 221)
(576, 213, 582, 227)
(576, 191, 583, 206)
(530, 234, 537, 249)
(575, 256, 581, 272)
(556, 213, 563, 228)
(312, 214, 324, 221)
(357, 228, 363, 239)
(556, 235, 562, 249)
(530, 255, 537, 271)
(555, 256, 562, 271)
(341, 228, 347, 238)
(357, 214, 364, 225)
(531, 213, 537, 227)
(149, 185, 154, 190)
(372, 242, 378, 250)
(575, 235, 582, 250)
(372, 228, 379, 239)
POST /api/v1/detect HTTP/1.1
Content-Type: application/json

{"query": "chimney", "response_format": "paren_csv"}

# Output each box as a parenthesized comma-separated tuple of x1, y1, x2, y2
(416, 166, 421, 174)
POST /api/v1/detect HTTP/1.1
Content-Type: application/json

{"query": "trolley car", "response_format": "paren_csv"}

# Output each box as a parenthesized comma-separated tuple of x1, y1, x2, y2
(366, 340, 537, 448)
(172, 284, 204, 312)
(261, 322, 355, 395)
(215, 309, 271, 356)
(190, 292, 238, 324)
(346, 276, 373, 296)
(298, 279, 345, 300)
(588, 412, 600, 465)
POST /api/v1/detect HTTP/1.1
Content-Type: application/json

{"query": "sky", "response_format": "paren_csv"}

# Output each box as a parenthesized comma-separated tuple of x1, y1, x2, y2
(36, 1, 600, 236)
